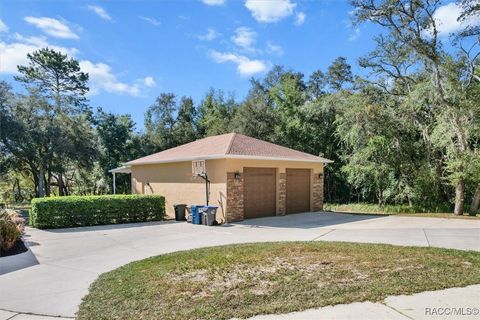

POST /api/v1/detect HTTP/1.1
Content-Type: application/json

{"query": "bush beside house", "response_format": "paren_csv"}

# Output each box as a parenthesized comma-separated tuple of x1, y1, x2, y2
(30, 195, 165, 229)
(0, 208, 25, 254)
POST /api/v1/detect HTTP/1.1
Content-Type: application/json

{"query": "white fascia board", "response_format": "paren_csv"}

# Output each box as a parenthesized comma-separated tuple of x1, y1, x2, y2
(126, 154, 333, 166)
(108, 165, 132, 173)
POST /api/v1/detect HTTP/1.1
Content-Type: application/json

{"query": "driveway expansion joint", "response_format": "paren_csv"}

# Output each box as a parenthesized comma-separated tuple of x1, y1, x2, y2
(311, 229, 335, 241)
(422, 228, 432, 247)
(0, 308, 74, 319)
(380, 301, 415, 320)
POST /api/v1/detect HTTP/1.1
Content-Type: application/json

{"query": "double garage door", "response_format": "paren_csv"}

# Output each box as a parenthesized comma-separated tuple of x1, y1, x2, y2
(243, 167, 311, 219)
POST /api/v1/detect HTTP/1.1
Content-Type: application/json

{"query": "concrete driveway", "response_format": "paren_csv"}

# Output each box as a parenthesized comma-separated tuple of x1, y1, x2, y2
(0, 212, 479, 318)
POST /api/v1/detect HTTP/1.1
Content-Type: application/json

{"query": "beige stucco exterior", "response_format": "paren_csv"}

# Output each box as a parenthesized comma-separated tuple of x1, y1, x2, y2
(131, 159, 228, 220)
(131, 158, 324, 221)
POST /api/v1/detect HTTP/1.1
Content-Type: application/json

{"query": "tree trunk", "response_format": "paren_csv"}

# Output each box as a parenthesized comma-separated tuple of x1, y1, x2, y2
(377, 188, 384, 207)
(46, 168, 52, 197)
(434, 156, 445, 201)
(58, 174, 65, 196)
(38, 167, 46, 197)
(469, 183, 480, 216)
(454, 180, 465, 215)
(13, 178, 24, 203)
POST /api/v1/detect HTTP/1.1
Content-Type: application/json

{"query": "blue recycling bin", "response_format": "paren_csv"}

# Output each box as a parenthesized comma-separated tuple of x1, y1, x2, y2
(190, 205, 203, 225)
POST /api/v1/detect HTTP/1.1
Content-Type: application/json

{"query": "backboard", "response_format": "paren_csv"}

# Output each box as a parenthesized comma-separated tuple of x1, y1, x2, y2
(192, 160, 206, 176)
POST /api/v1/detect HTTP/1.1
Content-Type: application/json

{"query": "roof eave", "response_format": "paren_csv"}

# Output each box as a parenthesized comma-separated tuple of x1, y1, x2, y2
(126, 154, 333, 166)
(108, 165, 132, 174)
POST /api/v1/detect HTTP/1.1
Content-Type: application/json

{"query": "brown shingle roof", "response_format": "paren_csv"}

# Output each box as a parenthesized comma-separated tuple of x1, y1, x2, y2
(126, 133, 332, 165)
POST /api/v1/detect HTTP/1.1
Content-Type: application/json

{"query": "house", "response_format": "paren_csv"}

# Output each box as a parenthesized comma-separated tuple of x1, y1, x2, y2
(110, 133, 332, 222)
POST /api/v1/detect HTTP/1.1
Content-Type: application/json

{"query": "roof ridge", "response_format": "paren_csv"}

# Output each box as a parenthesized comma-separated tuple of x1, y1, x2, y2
(225, 132, 236, 155)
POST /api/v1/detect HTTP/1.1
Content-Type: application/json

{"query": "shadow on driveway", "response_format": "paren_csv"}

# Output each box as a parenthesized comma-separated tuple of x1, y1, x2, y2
(43, 219, 178, 233)
(231, 211, 383, 229)
(0, 243, 39, 275)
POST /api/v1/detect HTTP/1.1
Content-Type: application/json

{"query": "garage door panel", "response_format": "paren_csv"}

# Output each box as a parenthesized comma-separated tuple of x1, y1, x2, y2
(286, 169, 310, 214)
(244, 168, 276, 219)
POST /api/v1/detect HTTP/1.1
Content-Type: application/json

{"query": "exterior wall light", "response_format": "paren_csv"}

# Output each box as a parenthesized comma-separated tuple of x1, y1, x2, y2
(234, 172, 241, 180)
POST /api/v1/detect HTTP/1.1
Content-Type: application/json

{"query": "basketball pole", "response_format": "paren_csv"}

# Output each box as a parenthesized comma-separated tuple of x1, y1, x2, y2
(197, 173, 210, 205)
(193, 160, 210, 205)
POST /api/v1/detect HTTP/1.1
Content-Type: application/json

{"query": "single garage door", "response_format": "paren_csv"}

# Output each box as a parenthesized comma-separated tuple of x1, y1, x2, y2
(286, 169, 311, 214)
(244, 167, 276, 219)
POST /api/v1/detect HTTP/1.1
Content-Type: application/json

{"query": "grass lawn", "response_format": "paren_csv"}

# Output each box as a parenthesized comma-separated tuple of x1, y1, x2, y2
(77, 242, 480, 320)
(325, 203, 480, 220)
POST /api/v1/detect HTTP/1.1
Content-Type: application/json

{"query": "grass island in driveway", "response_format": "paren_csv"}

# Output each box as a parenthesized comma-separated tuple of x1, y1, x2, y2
(77, 241, 480, 320)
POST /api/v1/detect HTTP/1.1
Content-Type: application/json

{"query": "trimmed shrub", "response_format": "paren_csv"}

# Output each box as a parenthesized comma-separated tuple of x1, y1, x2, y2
(30, 195, 165, 229)
(0, 208, 25, 253)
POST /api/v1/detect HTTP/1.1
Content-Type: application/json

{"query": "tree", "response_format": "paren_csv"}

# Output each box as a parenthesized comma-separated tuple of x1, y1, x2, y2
(457, 0, 480, 38)
(271, 71, 307, 149)
(303, 92, 350, 203)
(307, 70, 327, 99)
(230, 79, 275, 140)
(1, 85, 52, 197)
(327, 57, 353, 91)
(351, 0, 480, 214)
(197, 89, 236, 137)
(9, 48, 92, 197)
(173, 96, 198, 145)
(145, 93, 177, 151)
(94, 108, 136, 194)
(15, 48, 88, 110)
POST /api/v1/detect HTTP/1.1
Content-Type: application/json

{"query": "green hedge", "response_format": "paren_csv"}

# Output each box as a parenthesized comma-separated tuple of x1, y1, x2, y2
(30, 195, 165, 229)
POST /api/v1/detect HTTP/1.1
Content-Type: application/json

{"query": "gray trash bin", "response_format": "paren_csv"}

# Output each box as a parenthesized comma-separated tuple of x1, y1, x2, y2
(174, 204, 187, 221)
(199, 206, 217, 226)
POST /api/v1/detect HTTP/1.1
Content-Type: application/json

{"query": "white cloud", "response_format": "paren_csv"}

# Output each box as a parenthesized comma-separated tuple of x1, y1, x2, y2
(0, 19, 8, 32)
(231, 27, 256, 50)
(348, 28, 360, 41)
(432, 3, 480, 36)
(202, 0, 225, 5)
(80, 60, 141, 96)
(0, 34, 78, 73)
(295, 11, 306, 26)
(245, 0, 296, 23)
(210, 50, 267, 76)
(266, 41, 283, 55)
(0, 32, 147, 96)
(197, 27, 221, 41)
(87, 5, 112, 21)
(24, 16, 79, 39)
(143, 76, 156, 87)
(140, 16, 161, 26)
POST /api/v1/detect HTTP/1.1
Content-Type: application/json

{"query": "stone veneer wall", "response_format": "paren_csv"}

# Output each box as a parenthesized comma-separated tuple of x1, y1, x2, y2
(226, 170, 324, 221)
(278, 172, 286, 215)
(226, 172, 244, 222)
(312, 172, 324, 211)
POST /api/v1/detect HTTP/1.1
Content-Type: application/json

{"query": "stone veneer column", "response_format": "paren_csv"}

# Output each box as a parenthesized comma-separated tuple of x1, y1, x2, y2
(226, 172, 244, 222)
(312, 172, 324, 211)
(278, 172, 286, 215)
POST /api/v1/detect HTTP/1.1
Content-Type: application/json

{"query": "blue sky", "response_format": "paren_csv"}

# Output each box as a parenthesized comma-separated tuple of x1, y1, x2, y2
(0, 0, 473, 130)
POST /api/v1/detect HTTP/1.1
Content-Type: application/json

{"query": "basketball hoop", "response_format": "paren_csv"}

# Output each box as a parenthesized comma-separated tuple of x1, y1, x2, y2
(192, 160, 210, 205)
(192, 160, 206, 176)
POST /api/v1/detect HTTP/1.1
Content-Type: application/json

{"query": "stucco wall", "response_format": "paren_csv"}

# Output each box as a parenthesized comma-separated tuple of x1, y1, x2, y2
(131, 159, 227, 220)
